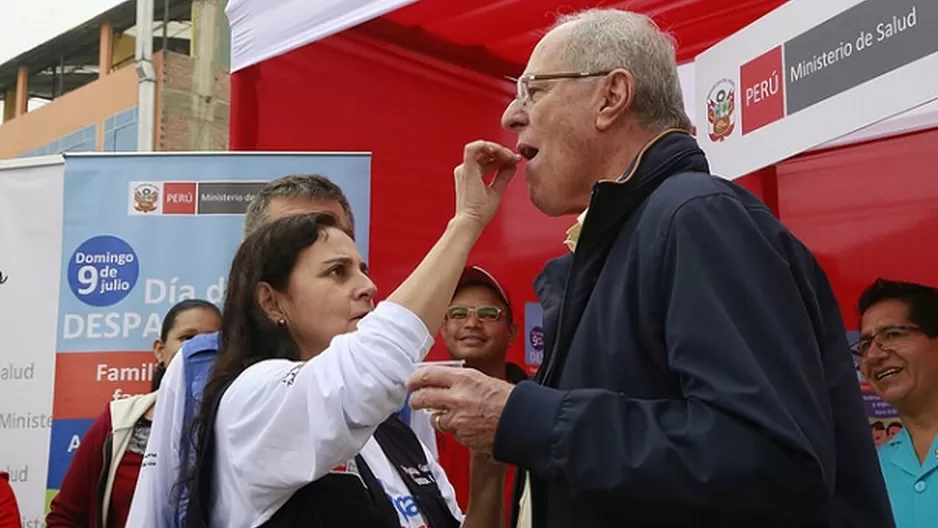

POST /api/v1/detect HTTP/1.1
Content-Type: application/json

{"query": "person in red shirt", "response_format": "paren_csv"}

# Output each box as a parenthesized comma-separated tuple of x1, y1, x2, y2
(0, 473, 22, 528)
(437, 266, 528, 525)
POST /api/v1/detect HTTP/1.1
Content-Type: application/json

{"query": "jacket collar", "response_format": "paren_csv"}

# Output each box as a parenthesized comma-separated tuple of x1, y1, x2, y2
(564, 129, 708, 252)
(533, 130, 710, 384)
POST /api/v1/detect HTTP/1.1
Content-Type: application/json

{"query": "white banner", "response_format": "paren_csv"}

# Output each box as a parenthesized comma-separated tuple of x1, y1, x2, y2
(695, 0, 938, 180)
(226, 0, 419, 72)
(0, 156, 66, 527)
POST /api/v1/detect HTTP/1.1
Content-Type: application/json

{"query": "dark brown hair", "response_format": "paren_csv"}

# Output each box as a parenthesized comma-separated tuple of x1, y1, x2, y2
(243, 174, 355, 237)
(858, 278, 938, 337)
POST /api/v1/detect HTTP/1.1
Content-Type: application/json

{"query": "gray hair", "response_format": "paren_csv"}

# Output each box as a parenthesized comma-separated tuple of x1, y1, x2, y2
(243, 174, 355, 237)
(553, 9, 692, 132)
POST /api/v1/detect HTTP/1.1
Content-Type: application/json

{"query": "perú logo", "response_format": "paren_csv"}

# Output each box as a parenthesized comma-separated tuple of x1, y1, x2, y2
(133, 183, 160, 213)
(706, 79, 737, 142)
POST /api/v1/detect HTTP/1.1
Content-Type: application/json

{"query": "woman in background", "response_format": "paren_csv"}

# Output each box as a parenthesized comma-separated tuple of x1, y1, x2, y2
(47, 299, 221, 528)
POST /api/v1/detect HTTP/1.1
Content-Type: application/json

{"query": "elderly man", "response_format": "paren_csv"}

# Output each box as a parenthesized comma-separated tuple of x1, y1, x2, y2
(856, 278, 938, 528)
(408, 8, 894, 527)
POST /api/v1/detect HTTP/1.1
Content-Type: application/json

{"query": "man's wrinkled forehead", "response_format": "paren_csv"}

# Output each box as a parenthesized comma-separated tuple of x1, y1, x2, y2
(265, 196, 351, 231)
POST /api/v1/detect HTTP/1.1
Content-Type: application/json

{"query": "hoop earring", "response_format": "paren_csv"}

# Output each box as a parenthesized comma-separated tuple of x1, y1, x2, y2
(277, 318, 287, 327)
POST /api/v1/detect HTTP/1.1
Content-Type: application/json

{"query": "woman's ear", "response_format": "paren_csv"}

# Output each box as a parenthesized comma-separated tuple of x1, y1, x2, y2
(256, 281, 286, 324)
(153, 339, 166, 364)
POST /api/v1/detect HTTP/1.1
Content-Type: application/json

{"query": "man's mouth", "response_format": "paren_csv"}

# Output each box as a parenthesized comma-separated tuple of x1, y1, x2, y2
(459, 336, 486, 346)
(517, 143, 539, 161)
(875, 367, 903, 381)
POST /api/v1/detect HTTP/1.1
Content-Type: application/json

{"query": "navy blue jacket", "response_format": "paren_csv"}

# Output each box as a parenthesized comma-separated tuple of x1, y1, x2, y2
(492, 132, 894, 527)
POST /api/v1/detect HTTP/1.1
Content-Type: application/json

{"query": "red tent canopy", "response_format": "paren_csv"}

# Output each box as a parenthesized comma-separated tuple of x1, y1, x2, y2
(226, 0, 938, 336)
(363, 0, 787, 74)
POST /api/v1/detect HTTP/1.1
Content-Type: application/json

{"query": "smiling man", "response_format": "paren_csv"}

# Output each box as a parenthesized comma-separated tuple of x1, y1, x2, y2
(437, 267, 527, 523)
(857, 278, 938, 528)
(442, 267, 526, 384)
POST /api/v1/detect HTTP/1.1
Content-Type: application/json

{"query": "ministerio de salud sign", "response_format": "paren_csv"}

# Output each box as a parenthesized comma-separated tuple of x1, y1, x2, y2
(695, 0, 938, 180)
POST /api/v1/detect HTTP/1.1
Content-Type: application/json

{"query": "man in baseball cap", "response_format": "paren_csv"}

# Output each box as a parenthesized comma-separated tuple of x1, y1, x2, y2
(436, 266, 527, 522)
(442, 266, 527, 383)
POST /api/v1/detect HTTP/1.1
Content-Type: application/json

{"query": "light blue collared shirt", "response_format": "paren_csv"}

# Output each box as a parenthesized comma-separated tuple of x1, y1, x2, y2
(878, 428, 938, 528)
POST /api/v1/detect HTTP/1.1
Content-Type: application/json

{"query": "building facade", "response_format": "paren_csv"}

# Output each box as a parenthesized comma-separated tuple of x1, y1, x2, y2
(0, 0, 230, 158)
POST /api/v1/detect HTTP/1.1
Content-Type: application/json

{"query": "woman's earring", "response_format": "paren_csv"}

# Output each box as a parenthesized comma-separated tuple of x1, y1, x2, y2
(277, 317, 287, 327)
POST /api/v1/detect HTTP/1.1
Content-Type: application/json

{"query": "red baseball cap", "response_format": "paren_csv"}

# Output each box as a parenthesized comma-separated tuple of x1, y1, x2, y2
(456, 265, 513, 319)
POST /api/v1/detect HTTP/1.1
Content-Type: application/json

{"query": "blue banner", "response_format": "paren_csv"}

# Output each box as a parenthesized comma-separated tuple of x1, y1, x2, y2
(47, 152, 371, 498)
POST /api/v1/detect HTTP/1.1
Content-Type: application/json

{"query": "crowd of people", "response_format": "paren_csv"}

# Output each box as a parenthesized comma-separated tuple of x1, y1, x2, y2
(2, 6, 936, 528)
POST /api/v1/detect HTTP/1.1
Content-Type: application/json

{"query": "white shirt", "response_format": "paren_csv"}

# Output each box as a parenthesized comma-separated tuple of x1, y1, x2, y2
(126, 333, 188, 528)
(127, 301, 462, 528)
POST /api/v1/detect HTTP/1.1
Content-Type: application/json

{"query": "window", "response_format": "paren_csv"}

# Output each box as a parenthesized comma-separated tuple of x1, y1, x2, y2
(18, 124, 97, 157)
(103, 107, 139, 152)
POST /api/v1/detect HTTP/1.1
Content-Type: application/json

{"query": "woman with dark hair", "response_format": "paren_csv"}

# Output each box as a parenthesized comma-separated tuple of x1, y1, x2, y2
(47, 300, 221, 528)
(186, 143, 517, 527)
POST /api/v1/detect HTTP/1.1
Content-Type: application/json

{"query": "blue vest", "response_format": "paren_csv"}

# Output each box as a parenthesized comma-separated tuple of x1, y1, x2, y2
(174, 331, 221, 527)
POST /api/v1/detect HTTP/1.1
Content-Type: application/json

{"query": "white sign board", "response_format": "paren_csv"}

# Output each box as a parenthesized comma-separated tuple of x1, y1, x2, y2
(0, 157, 65, 528)
(695, 0, 938, 180)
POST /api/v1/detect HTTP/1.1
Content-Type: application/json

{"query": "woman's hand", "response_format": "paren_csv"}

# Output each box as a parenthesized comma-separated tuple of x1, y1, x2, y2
(453, 140, 521, 228)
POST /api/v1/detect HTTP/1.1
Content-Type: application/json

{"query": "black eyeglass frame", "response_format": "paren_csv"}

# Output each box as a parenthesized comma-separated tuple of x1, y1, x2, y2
(851, 324, 925, 357)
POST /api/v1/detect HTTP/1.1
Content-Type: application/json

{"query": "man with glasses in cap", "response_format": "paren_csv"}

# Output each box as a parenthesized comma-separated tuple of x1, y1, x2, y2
(442, 266, 527, 384)
(435, 266, 526, 525)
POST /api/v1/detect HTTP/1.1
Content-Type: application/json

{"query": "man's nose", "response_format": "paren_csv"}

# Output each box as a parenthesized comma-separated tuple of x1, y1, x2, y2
(861, 342, 891, 365)
(871, 338, 896, 357)
(501, 99, 528, 132)
(463, 312, 483, 328)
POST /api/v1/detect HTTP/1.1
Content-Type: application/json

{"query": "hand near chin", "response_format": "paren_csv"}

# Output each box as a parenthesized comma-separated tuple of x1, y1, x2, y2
(453, 140, 521, 228)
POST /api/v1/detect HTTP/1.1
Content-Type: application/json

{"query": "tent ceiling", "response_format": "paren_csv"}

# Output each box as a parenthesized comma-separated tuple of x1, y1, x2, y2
(374, 0, 788, 71)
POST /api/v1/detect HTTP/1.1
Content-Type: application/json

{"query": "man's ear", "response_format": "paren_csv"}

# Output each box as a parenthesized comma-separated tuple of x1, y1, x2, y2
(256, 281, 285, 323)
(507, 321, 519, 343)
(596, 69, 635, 131)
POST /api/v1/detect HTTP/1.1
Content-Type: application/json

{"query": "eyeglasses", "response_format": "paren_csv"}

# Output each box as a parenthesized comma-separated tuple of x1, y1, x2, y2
(512, 71, 611, 106)
(852, 324, 924, 357)
(445, 305, 504, 322)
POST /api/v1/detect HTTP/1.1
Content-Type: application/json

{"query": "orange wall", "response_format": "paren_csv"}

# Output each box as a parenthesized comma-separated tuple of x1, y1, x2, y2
(0, 55, 164, 159)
